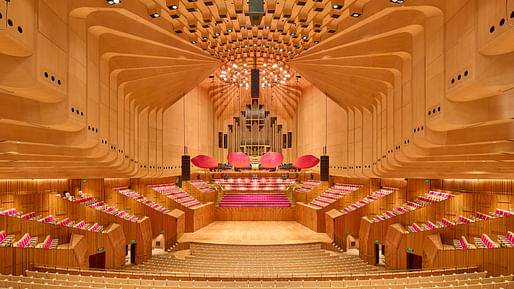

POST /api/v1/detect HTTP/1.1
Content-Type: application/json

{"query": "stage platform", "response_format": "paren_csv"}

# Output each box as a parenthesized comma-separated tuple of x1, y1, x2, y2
(178, 221, 332, 245)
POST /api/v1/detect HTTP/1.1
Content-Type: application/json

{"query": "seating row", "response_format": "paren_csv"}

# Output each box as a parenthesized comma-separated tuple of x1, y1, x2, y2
(149, 184, 202, 208)
(309, 184, 361, 209)
(114, 187, 171, 214)
(0, 207, 104, 233)
(341, 187, 398, 215)
(373, 191, 454, 223)
(57, 193, 139, 223)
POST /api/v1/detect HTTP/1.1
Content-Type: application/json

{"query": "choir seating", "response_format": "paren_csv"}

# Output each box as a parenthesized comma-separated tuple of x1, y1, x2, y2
(216, 178, 296, 191)
(189, 180, 216, 194)
(57, 193, 139, 223)
(1, 207, 104, 233)
(407, 209, 514, 233)
(341, 187, 397, 215)
(114, 187, 171, 214)
(309, 184, 361, 209)
(149, 184, 202, 208)
(372, 191, 454, 223)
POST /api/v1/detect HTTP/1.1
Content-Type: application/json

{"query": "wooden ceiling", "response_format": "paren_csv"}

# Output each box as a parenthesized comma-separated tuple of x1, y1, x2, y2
(0, 0, 512, 178)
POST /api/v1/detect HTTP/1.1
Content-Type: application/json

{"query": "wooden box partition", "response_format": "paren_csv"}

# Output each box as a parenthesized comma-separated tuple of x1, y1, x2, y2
(182, 181, 218, 203)
(296, 201, 339, 232)
(105, 187, 180, 249)
(0, 233, 88, 275)
(47, 193, 152, 264)
(330, 187, 403, 251)
(0, 215, 126, 269)
(292, 181, 328, 204)
(186, 203, 215, 231)
(423, 233, 514, 276)
(142, 185, 214, 232)
(359, 192, 469, 265)
(325, 209, 343, 240)
(386, 214, 514, 272)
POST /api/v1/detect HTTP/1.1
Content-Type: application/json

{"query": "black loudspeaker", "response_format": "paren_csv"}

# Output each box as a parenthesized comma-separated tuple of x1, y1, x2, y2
(248, 0, 264, 26)
(181, 155, 190, 181)
(320, 155, 329, 181)
(287, 131, 292, 148)
(282, 134, 287, 149)
(218, 132, 223, 148)
(251, 69, 260, 98)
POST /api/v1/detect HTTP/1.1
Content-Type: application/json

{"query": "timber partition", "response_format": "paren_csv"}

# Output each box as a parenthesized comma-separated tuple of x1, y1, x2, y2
(49, 193, 152, 264)
(183, 181, 218, 203)
(0, 233, 88, 275)
(144, 184, 214, 232)
(359, 190, 465, 265)
(329, 186, 404, 251)
(423, 233, 514, 277)
(106, 187, 182, 249)
(292, 181, 324, 204)
(0, 214, 126, 269)
(385, 214, 514, 275)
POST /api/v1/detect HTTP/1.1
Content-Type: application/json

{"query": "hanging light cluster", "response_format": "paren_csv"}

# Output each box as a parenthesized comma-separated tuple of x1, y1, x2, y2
(219, 61, 293, 89)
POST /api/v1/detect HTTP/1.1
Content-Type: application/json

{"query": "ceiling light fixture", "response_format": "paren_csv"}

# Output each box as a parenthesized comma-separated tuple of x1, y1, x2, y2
(107, 0, 121, 4)
(150, 13, 160, 18)
(351, 12, 361, 17)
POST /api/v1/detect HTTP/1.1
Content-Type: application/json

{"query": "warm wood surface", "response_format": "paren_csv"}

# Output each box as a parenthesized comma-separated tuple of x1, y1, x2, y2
(215, 206, 296, 221)
(178, 221, 332, 245)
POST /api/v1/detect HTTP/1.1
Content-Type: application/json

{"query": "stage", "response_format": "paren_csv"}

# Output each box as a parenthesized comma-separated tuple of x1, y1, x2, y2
(178, 221, 332, 245)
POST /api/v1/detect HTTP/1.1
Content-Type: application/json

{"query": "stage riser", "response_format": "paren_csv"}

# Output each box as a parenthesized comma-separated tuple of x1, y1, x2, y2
(215, 207, 296, 221)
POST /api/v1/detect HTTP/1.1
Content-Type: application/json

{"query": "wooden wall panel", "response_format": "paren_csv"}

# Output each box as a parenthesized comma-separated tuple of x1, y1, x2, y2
(215, 206, 295, 221)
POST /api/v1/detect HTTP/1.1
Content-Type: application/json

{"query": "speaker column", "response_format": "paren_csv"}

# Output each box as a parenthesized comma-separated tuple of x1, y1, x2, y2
(181, 155, 191, 184)
(320, 155, 329, 181)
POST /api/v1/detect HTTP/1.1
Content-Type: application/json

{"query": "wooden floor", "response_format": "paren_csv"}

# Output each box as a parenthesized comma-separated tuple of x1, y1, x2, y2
(178, 221, 332, 245)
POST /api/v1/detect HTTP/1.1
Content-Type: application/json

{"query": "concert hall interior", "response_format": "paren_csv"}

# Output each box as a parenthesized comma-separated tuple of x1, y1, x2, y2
(0, 0, 514, 288)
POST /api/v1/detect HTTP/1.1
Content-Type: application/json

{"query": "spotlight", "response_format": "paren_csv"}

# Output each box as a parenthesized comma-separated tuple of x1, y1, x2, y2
(265, 26, 270, 29)
(240, 26, 245, 30)
(302, 36, 307, 40)
(333, 4, 342, 9)
(215, 33, 220, 36)
(351, 12, 361, 17)
(169, 5, 178, 9)
(107, 0, 121, 4)
(150, 13, 160, 18)
(192, 40, 197, 44)
(228, 29, 233, 32)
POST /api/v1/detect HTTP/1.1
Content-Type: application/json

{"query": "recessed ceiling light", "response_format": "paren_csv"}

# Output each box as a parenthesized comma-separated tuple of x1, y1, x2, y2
(169, 5, 177, 9)
(107, 0, 121, 4)
(333, 4, 342, 9)
(192, 40, 197, 44)
(228, 29, 232, 32)
(150, 13, 160, 18)
(351, 12, 361, 17)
